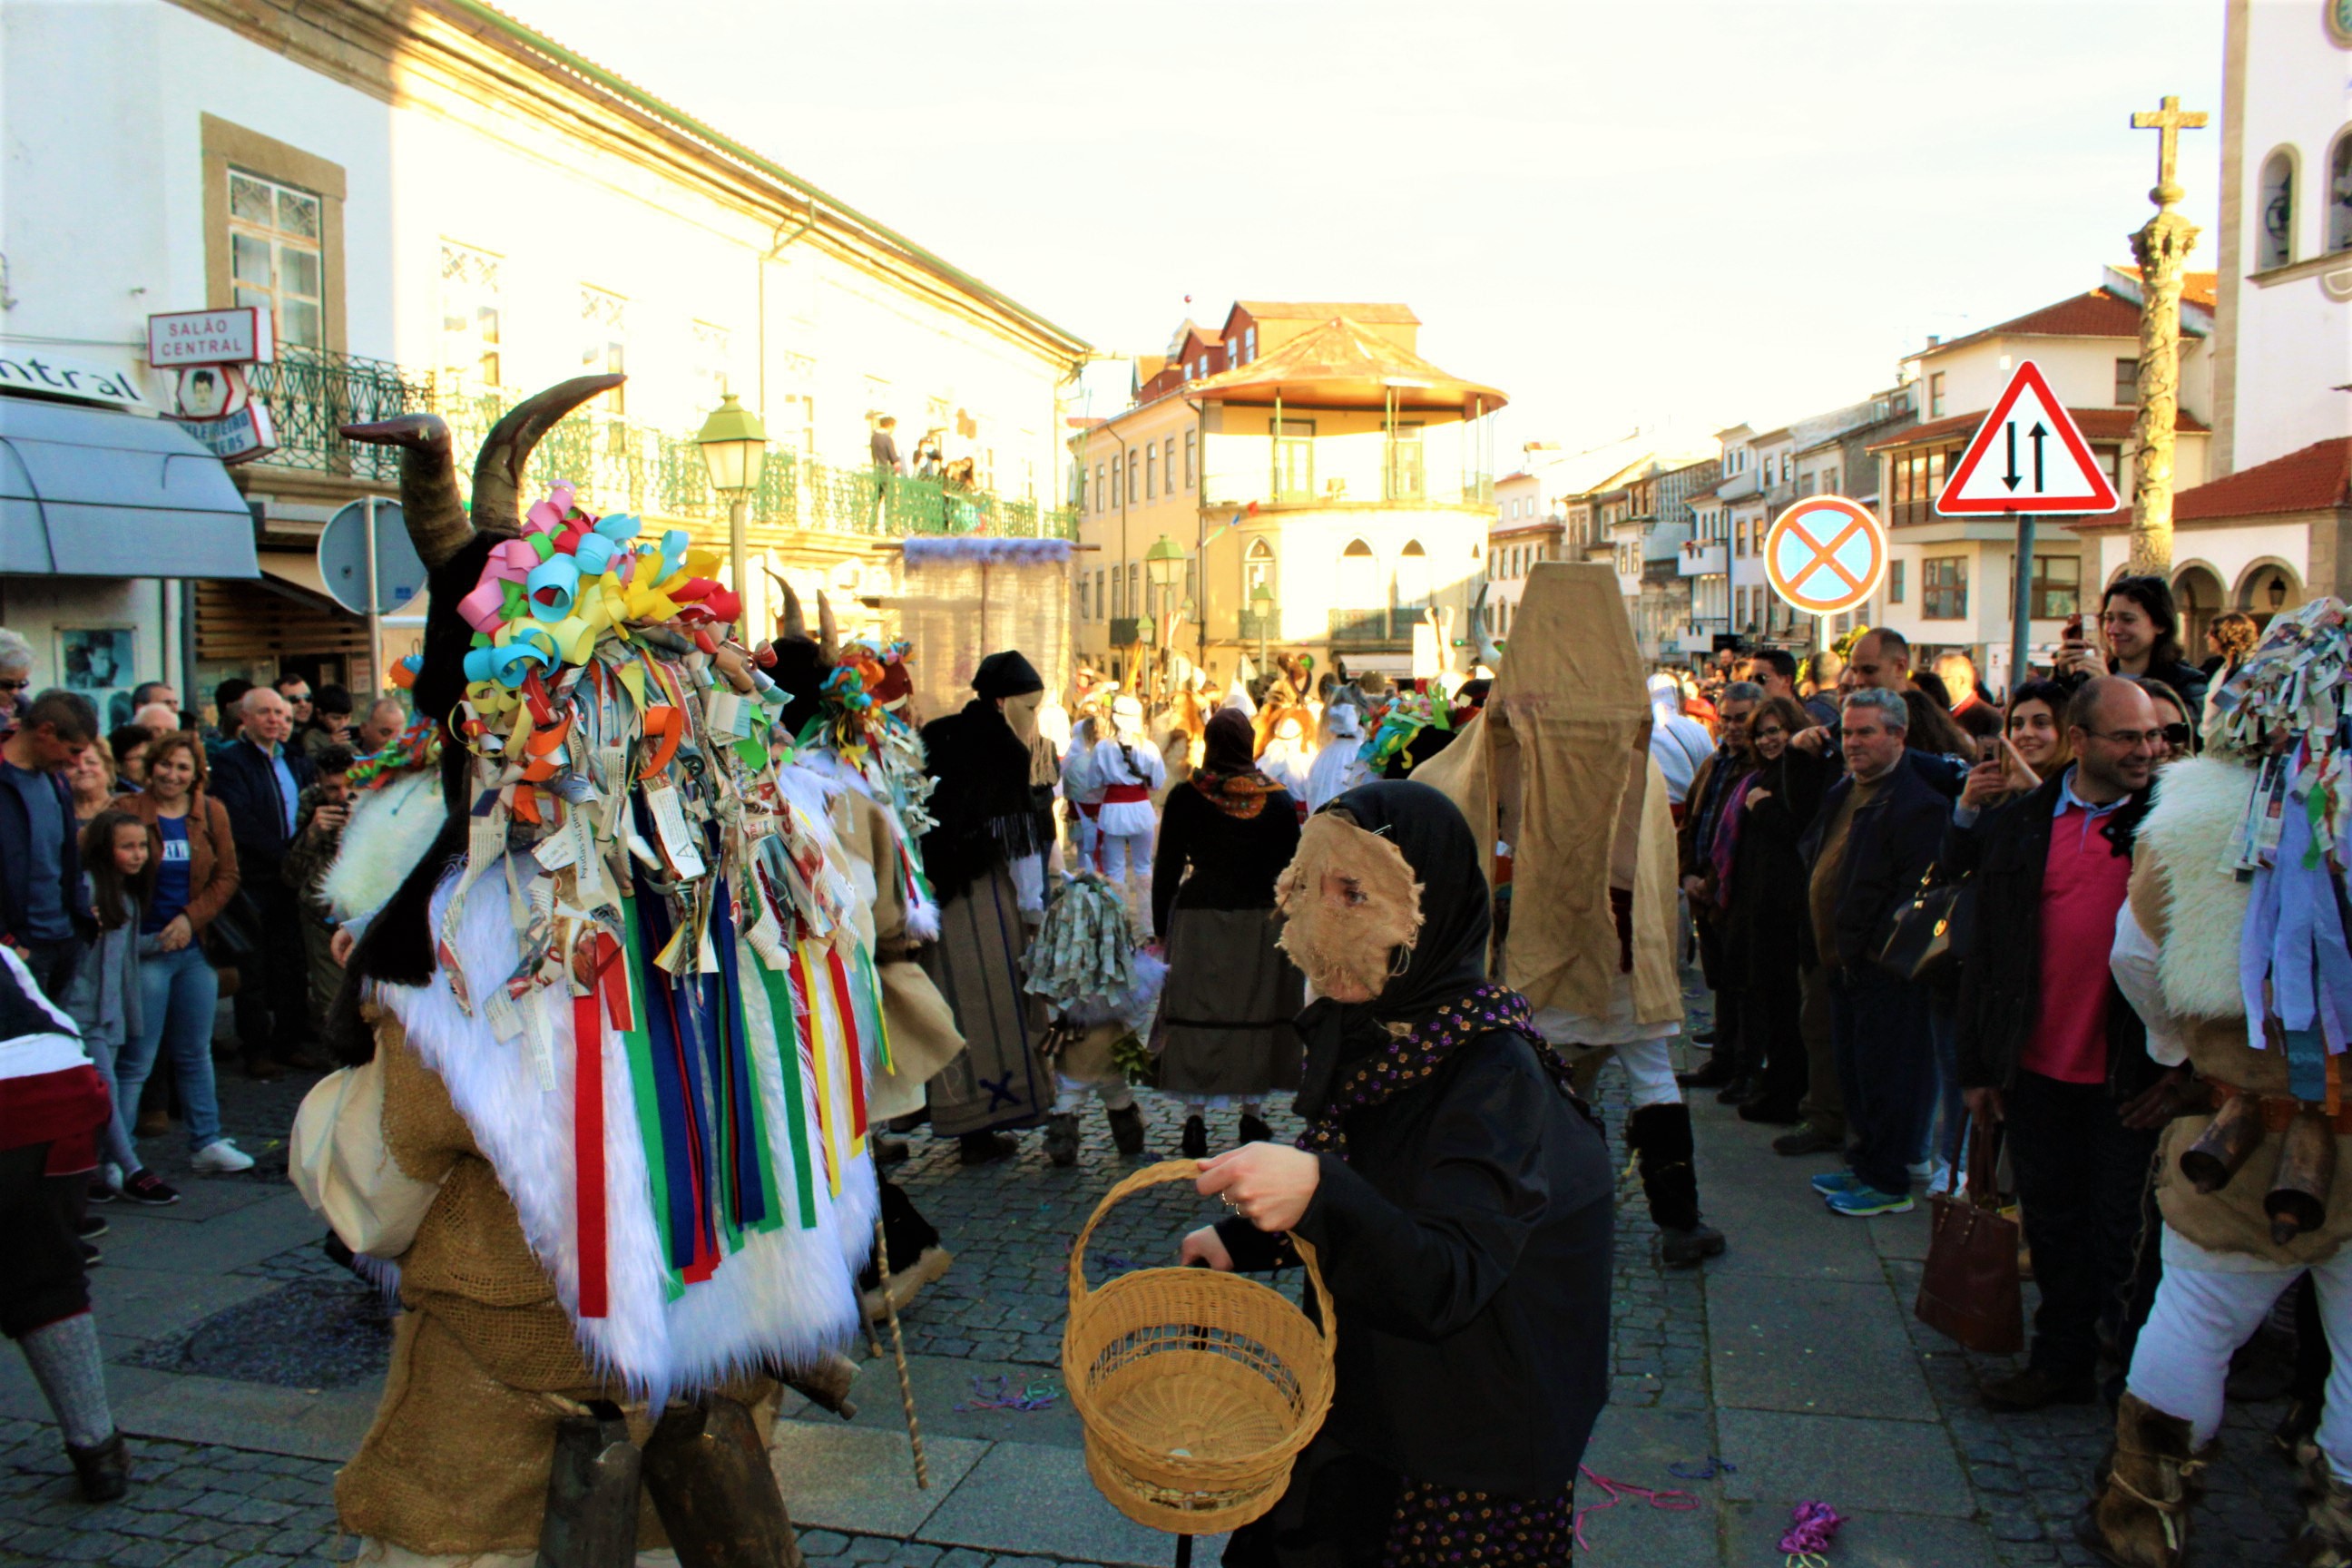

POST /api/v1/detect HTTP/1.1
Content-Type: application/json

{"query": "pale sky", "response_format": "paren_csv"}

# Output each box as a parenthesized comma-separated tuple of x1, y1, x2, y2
(508, 0, 2223, 458)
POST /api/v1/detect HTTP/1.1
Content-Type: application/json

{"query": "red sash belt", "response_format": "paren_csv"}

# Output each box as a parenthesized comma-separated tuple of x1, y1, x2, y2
(1102, 784, 1149, 804)
(1078, 802, 1102, 819)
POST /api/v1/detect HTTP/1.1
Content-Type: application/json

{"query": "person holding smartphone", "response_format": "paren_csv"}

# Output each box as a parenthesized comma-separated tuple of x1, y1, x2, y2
(282, 746, 356, 1042)
(2053, 576, 2211, 715)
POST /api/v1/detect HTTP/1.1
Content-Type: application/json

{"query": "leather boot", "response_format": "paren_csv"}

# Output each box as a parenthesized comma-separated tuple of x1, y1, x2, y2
(1628, 1102, 1724, 1267)
(640, 1394, 805, 1568)
(534, 1404, 639, 1568)
(1044, 1112, 1080, 1167)
(779, 1352, 859, 1421)
(2076, 1393, 2207, 1567)
(65, 1430, 129, 1504)
(1107, 1102, 1146, 1156)
(2291, 1444, 2352, 1567)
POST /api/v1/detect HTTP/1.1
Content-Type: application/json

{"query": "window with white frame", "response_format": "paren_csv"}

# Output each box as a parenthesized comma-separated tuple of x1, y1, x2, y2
(438, 242, 502, 388)
(2259, 148, 2298, 270)
(691, 320, 733, 416)
(230, 170, 325, 348)
(580, 286, 627, 414)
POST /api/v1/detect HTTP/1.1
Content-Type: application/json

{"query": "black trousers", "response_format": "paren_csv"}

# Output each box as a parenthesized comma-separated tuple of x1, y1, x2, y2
(232, 880, 313, 1054)
(2004, 1071, 2161, 1381)
(0, 1142, 89, 1339)
(1747, 957, 1807, 1111)
(1695, 920, 1749, 1074)
(1829, 971, 1935, 1195)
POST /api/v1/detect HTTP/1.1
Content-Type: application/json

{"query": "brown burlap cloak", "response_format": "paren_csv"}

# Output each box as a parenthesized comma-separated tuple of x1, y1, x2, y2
(1413, 562, 1681, 1027)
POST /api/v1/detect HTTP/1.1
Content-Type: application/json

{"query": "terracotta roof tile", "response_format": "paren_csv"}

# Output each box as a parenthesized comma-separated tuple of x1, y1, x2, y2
(2174, 438, 2352, 522)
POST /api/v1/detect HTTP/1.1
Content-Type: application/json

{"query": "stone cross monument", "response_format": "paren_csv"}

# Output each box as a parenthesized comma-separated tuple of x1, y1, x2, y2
(2126, 94, 2208, 576)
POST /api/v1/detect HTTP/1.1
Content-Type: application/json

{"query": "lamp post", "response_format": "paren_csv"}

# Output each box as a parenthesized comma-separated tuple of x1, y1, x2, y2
(1144, 534, 1185, 699)
(695, 392, 769, 631)
(1250, 581, 1275, 671)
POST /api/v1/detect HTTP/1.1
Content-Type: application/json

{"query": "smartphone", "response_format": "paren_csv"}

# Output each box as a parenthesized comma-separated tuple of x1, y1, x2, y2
(1979, 737, 2004, 765)
(2063, 612, 2085, 648)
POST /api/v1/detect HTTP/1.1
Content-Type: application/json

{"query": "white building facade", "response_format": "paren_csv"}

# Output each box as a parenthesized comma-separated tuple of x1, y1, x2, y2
(2, 0, 1085, 710)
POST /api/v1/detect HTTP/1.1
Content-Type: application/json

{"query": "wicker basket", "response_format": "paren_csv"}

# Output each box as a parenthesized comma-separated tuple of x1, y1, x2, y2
(1062, 1160, 1336, 1535)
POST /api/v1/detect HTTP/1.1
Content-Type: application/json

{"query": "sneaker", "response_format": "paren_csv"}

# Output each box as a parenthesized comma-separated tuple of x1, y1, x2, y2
(1738, 1098, 1804, 1126)
(74, 1214, 108, 1240)
(1810, 1169, 1865, 1198)
(117, 1170, 181, 1206)
(1824, 1183, 1915, 1218)
(86, 1179, 117, 1206)
(191, 1139, 256, 1174)
(79, 1240, 102, 1267)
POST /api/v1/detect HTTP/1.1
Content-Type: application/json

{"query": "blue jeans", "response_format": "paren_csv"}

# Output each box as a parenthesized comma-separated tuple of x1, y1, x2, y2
(116, 940, 223, 1154)
(79, 1027, 142, 1175)
(1913, 995, 1965, 1181)
(1829, 969, 1936, 1197)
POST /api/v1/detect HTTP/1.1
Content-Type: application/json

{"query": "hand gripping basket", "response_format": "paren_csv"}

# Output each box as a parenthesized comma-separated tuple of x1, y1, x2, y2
(1062, 1161, 1337, 1535)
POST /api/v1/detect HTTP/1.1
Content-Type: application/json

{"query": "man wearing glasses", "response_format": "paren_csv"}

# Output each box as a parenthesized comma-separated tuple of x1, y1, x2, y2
(1954, 677, 2186, 1413)
(0, 629, 34, 724)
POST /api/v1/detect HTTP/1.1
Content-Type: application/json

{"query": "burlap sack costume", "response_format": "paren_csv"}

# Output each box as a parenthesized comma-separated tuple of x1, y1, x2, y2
(1412, 562, 1681, 1028)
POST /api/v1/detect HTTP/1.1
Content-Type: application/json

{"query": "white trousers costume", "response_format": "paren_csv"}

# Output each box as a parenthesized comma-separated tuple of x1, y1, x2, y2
(2127, 1226, 2352, 1481)
(1054, 1073, 1135, 1114)
(1534, 1004, 1683, 1110)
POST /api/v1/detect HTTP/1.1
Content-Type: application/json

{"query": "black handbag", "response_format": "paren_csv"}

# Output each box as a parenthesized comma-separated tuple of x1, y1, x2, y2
(203, 888, 263, 968)
(1876, 863, 1974, 987)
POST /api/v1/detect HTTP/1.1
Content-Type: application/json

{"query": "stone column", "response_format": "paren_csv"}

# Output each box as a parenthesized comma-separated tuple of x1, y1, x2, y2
(2126, 95, 2208, 577)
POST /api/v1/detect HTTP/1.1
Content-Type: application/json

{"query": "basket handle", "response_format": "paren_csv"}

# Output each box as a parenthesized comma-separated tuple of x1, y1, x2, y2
(1067, 1158, 1336, 1345)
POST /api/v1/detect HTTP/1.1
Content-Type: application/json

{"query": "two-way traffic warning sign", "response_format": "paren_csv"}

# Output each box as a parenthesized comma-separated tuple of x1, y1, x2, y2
(1936, 360, 2120, 515)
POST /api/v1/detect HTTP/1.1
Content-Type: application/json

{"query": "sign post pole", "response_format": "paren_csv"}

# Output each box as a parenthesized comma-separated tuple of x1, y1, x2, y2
(2009, 513, 2035, 701)
(363, 495, 385, 697)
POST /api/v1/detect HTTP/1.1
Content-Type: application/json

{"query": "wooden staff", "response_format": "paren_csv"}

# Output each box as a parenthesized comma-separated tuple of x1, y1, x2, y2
(870, 1203, 930, 1489)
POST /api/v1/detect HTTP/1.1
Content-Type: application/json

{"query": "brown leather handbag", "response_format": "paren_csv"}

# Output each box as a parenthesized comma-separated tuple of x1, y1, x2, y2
(1915, 1119, 2023, 1355)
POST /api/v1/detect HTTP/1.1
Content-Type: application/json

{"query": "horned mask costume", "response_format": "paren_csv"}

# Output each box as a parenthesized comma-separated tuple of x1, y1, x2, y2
(299, 377, 887, 1563)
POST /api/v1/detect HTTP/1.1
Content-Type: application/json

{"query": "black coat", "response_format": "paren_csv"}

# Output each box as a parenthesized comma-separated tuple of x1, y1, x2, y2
(1729, 746, 1838, 980)
(1952, 772, 2156, 1095)
(1220, 1029, 1614, 1495)
(1798, 760, 1950, 975)
(1151, 779, 1299, 936)
(205, 740, 317, 879)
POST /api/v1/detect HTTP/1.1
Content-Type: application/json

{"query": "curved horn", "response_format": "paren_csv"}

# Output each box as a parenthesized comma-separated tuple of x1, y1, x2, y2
(817, 590, 840, 661)
(470, 374, 626, 538)
(775, 575, 807, 642)
(338, 413, 472, 568)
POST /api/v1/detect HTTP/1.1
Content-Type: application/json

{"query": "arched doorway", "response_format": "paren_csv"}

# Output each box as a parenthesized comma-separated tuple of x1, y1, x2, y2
(1396, 539, 1431, 610)
(2171, 564, 2224, 656)
(2238, 561, 2304, 630)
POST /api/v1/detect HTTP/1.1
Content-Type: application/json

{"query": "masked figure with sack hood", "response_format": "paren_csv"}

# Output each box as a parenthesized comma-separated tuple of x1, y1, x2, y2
(1414, 563, 1727, 1269)
(1186, 780, 1615, 1567)
(293, 376, 887, 1567)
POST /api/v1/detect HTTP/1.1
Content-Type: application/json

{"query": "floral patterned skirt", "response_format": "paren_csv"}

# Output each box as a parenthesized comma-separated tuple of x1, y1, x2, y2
(1379, 1476, 1577, 1566)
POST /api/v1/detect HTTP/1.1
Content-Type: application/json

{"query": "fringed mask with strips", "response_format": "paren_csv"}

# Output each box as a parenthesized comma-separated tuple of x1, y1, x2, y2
(1275, 809, 1425, 1003)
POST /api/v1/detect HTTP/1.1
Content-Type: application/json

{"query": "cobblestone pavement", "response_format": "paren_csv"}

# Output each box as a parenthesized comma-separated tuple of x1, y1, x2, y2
(0, 991, 2326, 1565)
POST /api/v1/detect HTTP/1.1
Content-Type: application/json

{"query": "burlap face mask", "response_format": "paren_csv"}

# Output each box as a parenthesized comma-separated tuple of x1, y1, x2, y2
(1275, 810, 1425, 1002)
(1003, 690, 1044, 745)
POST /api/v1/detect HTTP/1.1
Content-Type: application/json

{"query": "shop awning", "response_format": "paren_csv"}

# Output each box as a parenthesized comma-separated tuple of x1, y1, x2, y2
(0, 396, 259, 578)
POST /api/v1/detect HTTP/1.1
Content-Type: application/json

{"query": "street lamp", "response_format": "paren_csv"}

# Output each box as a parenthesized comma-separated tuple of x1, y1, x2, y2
(1143, 535, 1186, 701)
(1250, 580, 1275, 671)
(696, 392, 769, 630)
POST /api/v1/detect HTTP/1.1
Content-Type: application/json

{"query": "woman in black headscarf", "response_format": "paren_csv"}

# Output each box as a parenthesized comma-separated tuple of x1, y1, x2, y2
(1190, 780, 1615, 1567)
(1152, 707, 1305, 1158)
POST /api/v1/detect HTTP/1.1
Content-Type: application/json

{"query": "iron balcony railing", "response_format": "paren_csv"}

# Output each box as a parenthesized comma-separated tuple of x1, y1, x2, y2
(244, 345, 429, 482)
(243, 358, 1075, 540)
(1328, 606, 1420, 649)
(433, 382, 1079, 540)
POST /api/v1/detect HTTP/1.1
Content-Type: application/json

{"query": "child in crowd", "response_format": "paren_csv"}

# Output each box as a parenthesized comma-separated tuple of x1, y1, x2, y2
(63, 811, 177, 1207)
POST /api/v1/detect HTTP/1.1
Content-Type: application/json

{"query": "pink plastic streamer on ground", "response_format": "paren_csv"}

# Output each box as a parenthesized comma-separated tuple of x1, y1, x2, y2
(1570, 1466, 1699, 1554)
(1779, 1499, 1845, 1564)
